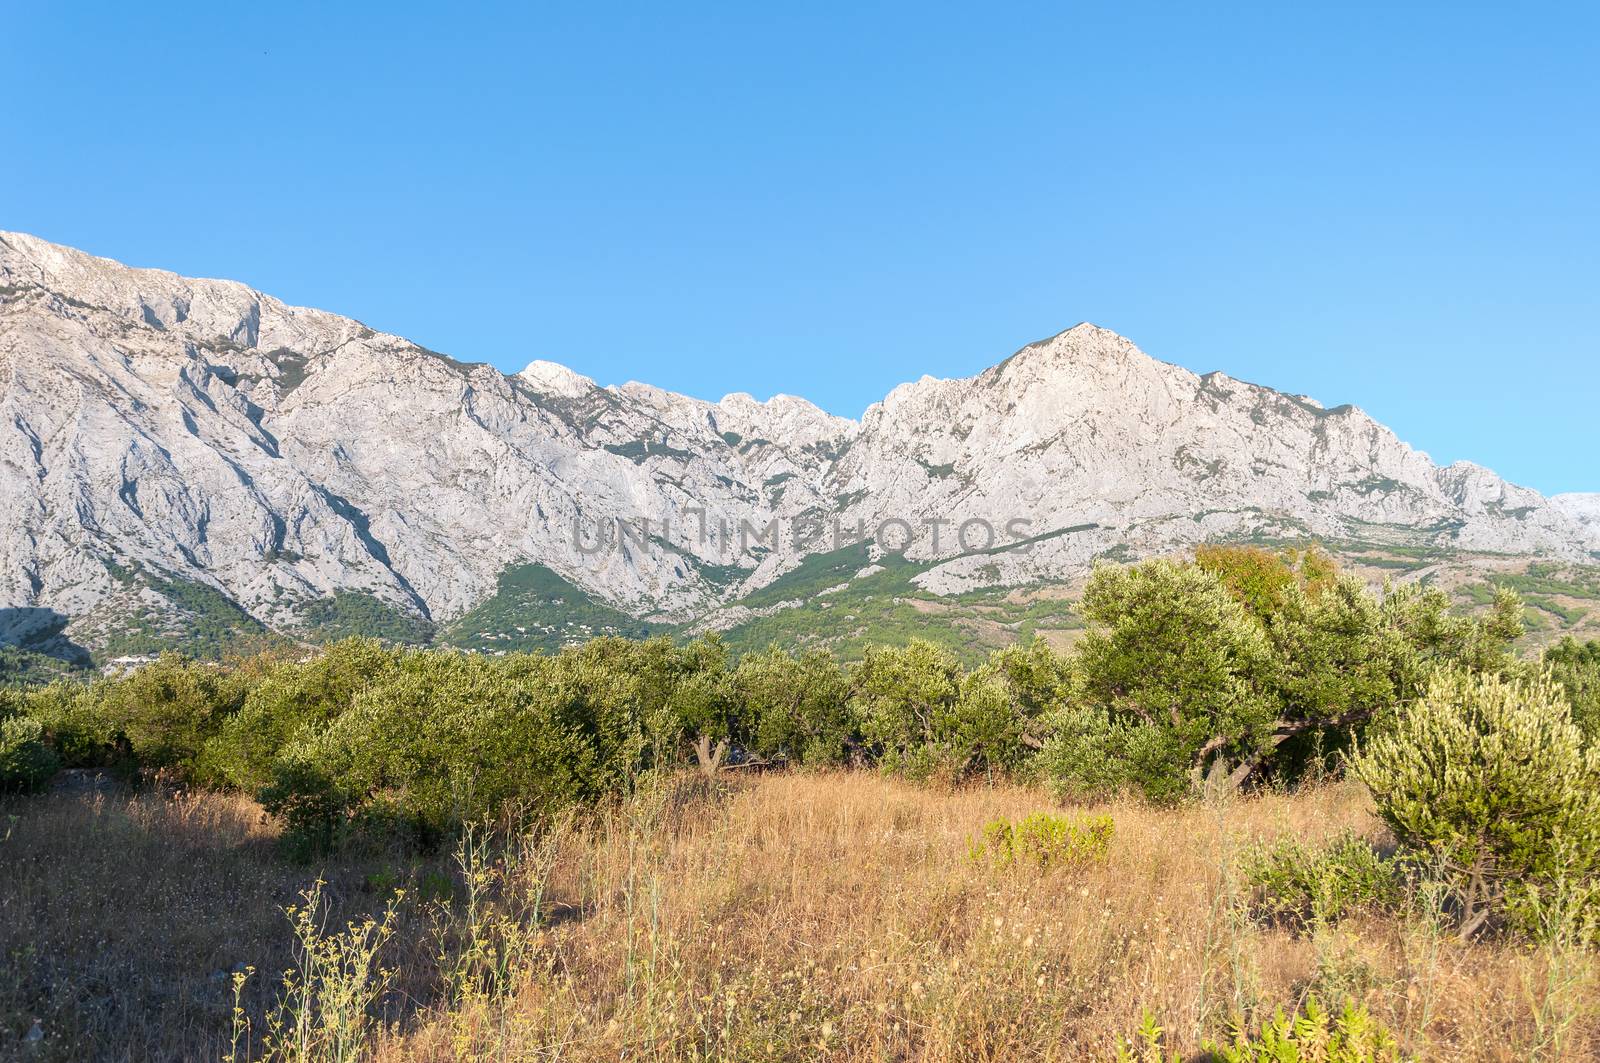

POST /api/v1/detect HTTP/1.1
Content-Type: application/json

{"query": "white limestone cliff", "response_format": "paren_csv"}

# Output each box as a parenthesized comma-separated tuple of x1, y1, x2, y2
(0, 231, 1593, 647)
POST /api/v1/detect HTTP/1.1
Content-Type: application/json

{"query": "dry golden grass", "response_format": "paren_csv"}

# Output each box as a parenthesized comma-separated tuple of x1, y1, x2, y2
(4, 772, 1598, 1061)
(385, 773, 1599, 1062)
(0, 778, 445, 1062)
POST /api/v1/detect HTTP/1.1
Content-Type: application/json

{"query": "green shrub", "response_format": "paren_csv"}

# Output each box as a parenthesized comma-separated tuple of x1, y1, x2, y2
(852, 639, 965, 780)
(94, 653, 248, 779)
(1043, 552, 1529, 802)
(1061, 559, 1279, 798)
(985, 638, 1078, 760)
(1241, 830, 1403, 928)
(660, 636, 737, 776)
(1039, 704, 1191, 802)
(0, 715, 60, 793)
(260, 648, 652, 853)
(17, 680, 119, 767)
(1352, 669, 1600, 939)
(734, 646, 856, 766)
(1206, 996, 1405, 1062)
(206, 639, 400, 790)
(258, 757, 354, 858)
(277, 654, 579, 844)
(969, 811, 1114, 869)
(1543, 637, 1600, 740)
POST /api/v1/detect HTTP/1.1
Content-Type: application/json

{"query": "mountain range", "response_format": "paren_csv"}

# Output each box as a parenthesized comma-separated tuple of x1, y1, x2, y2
(2, 231, 1596, 662)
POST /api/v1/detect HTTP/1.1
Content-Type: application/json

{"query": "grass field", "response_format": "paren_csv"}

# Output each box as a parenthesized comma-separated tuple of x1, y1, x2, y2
(3, 772, 1597, 1061)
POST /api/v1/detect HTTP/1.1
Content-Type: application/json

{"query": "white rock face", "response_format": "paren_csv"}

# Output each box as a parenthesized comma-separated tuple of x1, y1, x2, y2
(0, 231, 1594, 646)
(1554, 494, 1600, 537)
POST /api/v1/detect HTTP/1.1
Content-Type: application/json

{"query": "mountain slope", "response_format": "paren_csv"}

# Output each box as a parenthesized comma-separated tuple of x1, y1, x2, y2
(0, 231, 1593, 658)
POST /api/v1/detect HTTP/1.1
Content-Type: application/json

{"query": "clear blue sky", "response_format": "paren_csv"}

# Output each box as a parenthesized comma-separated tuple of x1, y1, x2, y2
(3, 2, 1595, 493)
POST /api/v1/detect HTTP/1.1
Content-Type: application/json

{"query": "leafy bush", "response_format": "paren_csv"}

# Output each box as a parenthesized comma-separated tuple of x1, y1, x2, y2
(1241, 830, 1403, 927)
(258, 757, 355, 859)
(16, 680, 120, 768)
(1206, 997, 1405, 1062)
(969, 811, 1114, 869)
(1352, 669, 1600, 939)
(1062, 559, 1279, 798)
(733, 645, 856, 766)
(0, 714, 60, 793)
(1039, 704, 1190, 801)
(1543, 637, 1600, 740)
(206, 639, 400, 791)
(262, 650, 612, 852)
(94, 653, 247, 779)
(1114, 998, 1404, 1062)
(1042, 551, 1528, 801)
(851, 639, 965, 780)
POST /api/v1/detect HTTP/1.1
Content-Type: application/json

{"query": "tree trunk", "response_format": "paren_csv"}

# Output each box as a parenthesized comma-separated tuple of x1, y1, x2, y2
(693, 734, 729, 779)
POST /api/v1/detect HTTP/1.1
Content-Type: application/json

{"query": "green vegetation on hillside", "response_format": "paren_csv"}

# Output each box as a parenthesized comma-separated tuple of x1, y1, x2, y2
(710, 543, 1082, 663)
(81, 567, 268, 663)
(0, 645, 88, 687)
(440, 563, 661, 652)
(296, 591, 435, 645)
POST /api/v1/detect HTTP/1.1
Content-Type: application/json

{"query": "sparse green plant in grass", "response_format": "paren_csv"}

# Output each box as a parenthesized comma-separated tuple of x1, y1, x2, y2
(1113, 1010, 1181, 1062)
(1517, 853, 1600, 1060)
(1205, 996, 1406, 1062)
(431, 825, 539, 1008)
(1241, 830, 1404, 928)
(260, 878, 403, 1063)
(969, 811, 1114, 869)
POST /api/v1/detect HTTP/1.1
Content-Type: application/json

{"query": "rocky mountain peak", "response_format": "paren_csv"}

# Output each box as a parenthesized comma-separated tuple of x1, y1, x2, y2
(518, 359, 596, 397)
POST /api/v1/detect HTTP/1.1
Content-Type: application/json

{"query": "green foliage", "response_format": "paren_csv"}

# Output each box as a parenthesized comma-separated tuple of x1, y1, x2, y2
(94, 653, 247, 779)
(733, 645, 855, 765)
(1041, 550, 1529, 801)
(1039, 703, 1191, 801)
(1352, 669, 1600, 938)
(1197, 543, 1337, 616)
(206, 640, 402, 791)
(1543, 637, 1600, 739)
(0, 644, 89, 687)
(1112, 1011, 1181, 1063)
(252, 636, 746, 853)
(1206, 997, 1405, 1062)
(715, 545, 1083, 664)
(26, 543, 1550, 862)
(0, 714, 60, 793)
(733, 542, 878, 610)
(1381, 581, 1524, 676)
(969, 811, 1114, 869)
(92, 571, 267, 662)
(1049, 558, 1278, 799)
(15, 680, 120, 767)
(263, 650, 613, 851)
(851, 639, 978, 780)
(1241, 830, 1404, 928)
